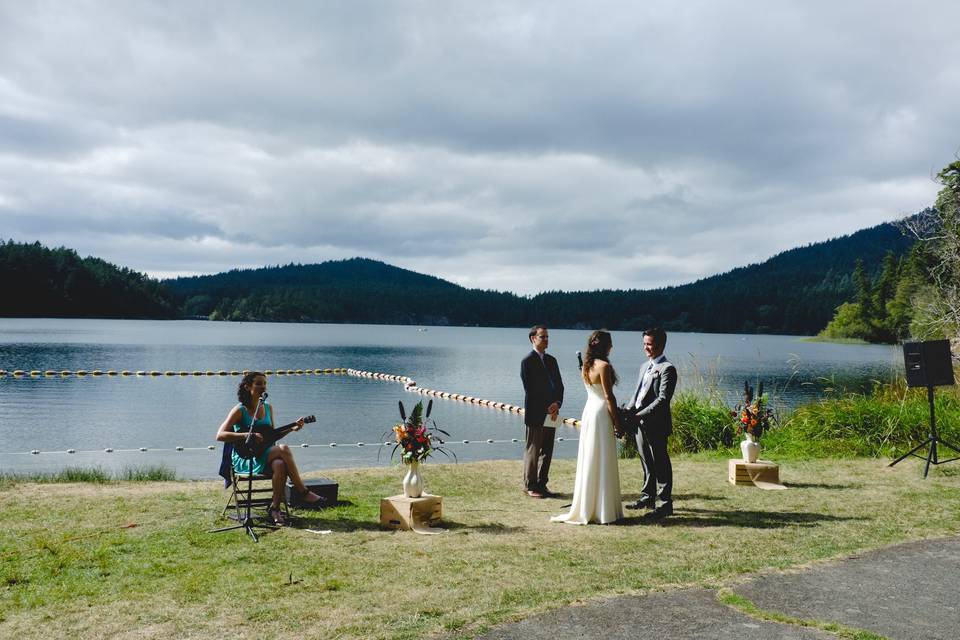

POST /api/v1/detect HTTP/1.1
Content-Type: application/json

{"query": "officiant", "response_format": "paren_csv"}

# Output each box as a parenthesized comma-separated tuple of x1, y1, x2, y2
(520, 325, 564, 498)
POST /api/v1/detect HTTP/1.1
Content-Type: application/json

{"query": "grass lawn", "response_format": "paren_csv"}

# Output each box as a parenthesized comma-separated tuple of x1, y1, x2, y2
(2, 456, 959, 639)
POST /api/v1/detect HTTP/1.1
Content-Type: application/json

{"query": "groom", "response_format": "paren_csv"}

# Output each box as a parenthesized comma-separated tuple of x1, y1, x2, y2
(520, 325, 564, 498)
(626, 327, 677, 518)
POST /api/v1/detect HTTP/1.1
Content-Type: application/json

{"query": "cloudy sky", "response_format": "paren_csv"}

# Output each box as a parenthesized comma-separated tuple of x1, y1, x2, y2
(1, 2, 958, 294)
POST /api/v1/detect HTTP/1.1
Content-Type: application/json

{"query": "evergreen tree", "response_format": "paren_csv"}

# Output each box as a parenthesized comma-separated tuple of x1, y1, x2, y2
(873, 252, 898, 319)
(0, 240, 177, 318)
(852, 259, 874, 326)
(886, 246, 925, 340)
(869, 251, 900, 342)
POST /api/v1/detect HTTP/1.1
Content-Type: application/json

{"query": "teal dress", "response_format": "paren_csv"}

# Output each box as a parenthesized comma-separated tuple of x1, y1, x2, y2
(231, 403, 274, 475)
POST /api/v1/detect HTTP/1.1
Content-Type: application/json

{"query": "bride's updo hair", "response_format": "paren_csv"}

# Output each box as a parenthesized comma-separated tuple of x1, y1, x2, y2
(582, 330, 617, 385)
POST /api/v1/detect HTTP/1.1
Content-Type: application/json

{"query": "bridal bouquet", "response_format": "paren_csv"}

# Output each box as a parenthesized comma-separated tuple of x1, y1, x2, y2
(387, 400, 455, 464)
(732, 380, 774, 440)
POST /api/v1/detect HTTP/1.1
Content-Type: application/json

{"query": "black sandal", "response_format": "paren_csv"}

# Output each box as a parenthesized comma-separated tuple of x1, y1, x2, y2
(268, 506, 286, 526)
(300, 490, 325, 507)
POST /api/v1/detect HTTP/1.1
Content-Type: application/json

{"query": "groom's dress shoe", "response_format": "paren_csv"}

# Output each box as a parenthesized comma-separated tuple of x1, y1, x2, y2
(641, 504, 673, 523)
(652, 503, 673, 519)
(626, 498, 656, 510)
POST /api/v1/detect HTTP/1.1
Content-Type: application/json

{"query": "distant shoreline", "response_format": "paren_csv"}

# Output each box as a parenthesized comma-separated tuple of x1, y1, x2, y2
(801, 335, 872, 345)
(0, 315, 827, 338)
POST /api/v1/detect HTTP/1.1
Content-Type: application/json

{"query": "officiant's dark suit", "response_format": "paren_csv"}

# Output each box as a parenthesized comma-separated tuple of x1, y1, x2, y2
(521, 325, 564, 497)
(627, 328, 677, 517)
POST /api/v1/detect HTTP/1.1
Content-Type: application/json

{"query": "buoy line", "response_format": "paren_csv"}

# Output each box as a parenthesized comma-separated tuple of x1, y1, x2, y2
(0, 438, 578, 457)
(1, 366, 584, 457)
(0, 365, 578, 425)
(0, 368, 353, 377)
(389, 378, 581, 428)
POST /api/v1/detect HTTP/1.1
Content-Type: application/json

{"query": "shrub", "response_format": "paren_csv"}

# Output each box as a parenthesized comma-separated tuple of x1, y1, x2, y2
(765, 377, 960, 457)
(671, 391, 736, 453)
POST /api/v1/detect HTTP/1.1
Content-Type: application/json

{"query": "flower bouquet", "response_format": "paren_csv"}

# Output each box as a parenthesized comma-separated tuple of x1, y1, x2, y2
(382, 400, 454, 498)
(732, 380, 774, 441)
(387, 400, 455, 465)
(732, 380, 776, 463)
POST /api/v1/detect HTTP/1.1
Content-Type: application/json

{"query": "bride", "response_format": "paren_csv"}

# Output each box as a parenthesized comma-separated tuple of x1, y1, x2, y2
(552, 330, 624, 525)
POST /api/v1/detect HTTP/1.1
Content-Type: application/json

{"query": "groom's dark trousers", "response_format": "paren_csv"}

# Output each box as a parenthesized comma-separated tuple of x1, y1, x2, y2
(638, 425, 672, 504)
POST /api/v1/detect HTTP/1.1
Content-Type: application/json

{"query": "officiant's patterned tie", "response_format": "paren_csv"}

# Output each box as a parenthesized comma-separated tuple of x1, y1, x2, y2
(540, 354, 555, 393)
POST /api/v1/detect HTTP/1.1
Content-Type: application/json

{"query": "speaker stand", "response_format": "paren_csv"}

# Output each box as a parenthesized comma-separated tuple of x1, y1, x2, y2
(889, 385, 960, 478)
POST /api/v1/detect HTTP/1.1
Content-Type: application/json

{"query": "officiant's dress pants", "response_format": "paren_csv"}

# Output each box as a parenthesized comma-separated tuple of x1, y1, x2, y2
(637, 428, 672, 505)
(524, 425, 555, 491)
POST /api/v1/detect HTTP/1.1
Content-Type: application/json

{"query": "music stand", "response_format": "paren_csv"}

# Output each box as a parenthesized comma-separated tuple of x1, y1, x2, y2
(210, 394, 277, 542)
(889, 340, 959, 478)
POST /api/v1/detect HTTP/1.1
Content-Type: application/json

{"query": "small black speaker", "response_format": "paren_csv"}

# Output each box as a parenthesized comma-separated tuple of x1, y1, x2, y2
(903, 340, 956, 388)
(286, 477, 339, 507)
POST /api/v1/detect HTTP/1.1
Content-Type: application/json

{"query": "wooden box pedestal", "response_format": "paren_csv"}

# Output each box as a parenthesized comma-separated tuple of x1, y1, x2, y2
(380, 495, 444, 533)
(728, 459, 785, 489)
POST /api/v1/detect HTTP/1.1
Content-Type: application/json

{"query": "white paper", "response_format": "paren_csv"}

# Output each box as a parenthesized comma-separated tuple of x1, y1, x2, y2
(543, 413, 562, 428)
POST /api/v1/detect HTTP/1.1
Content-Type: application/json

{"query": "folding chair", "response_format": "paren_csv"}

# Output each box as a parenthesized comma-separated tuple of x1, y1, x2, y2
(210, 443, 288, 542)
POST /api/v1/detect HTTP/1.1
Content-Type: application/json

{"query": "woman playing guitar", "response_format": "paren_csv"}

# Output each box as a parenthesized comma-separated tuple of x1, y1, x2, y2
(216, 371, 323, 525)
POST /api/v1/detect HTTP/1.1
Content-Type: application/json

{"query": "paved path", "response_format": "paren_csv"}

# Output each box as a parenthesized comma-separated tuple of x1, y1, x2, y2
(474, 536, 960, 640)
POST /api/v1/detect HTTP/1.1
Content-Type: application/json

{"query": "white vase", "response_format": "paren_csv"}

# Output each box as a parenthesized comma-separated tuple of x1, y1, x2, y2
(402, 460, 424, 498)
(740, 433, 760, 463)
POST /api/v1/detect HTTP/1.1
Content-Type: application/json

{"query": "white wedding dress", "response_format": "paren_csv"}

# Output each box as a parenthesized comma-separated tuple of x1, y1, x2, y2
(551, 383, 623, 525)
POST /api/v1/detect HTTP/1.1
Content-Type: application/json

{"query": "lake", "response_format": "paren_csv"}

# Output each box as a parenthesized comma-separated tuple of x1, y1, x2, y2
(0, 319, 901, 478)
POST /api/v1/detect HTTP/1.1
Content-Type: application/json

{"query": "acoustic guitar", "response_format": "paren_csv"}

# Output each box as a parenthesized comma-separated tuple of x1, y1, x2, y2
(234, 415, 316, 460)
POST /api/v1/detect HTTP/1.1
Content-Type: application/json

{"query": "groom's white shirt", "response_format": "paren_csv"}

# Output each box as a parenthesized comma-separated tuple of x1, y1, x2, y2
(632, 354, 666, 409)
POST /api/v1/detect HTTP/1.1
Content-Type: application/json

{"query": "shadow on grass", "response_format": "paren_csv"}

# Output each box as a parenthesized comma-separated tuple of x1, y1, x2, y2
(229, 499, 383, 533)
(443, 520, 526, 534)
(782, 482, 856, 489)
(670, 493, 729, 501)
(614, 507, 866, 529)
(288, 513, 383, 532)
(619, 492, 728, 504)
(284, 500, 526, 534)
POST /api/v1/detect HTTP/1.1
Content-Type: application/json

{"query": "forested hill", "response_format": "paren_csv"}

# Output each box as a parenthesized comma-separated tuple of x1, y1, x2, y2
(163, 220, 916, 334)
(165, 258, 517, 326)
(534, 219, 915, 335)
(0, 240, 178, 318)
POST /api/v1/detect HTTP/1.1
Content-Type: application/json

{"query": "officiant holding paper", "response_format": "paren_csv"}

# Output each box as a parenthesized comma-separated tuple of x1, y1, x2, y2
(521, 325, 565, 498)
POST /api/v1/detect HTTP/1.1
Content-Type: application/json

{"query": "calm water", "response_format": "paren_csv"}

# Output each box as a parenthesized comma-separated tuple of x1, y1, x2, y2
(0, 319, 901, 478)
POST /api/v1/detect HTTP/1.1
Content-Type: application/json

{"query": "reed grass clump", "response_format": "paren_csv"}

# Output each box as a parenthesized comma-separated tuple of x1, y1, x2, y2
(0, 465, 177, 486)
(621, 369, 959, 460)
(671, 390, 735, 453)
(766, 378, 960, 458)
(118, 465, 178, 481)
(7, 466, 114, 484)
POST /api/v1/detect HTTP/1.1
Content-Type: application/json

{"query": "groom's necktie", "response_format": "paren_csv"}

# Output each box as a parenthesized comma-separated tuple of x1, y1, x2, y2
(633, 362, 654, 407)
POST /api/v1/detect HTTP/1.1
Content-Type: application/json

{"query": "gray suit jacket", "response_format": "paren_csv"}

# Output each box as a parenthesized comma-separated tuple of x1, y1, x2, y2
(629, 357, 677, 436)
